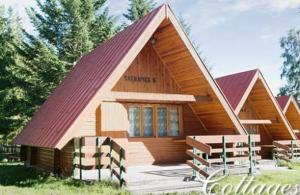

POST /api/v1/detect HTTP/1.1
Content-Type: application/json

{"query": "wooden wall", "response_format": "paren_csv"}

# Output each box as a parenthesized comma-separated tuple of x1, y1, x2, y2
(112, 43, 181, 94)
(238, 99, 273, 158)
(36, 147, 54, 171)
(60, 141, 73, 176)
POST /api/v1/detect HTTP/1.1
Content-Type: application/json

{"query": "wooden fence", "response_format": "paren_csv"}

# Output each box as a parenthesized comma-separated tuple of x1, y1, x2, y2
(73, 137, 126, 187)
(186, 135, 261, 178)
(273, 140, 300, 162)
(0, 144, 21, 162)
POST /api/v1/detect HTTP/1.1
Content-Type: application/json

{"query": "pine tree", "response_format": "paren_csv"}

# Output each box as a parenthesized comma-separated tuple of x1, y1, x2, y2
(0, 7, 27, 142)
(124, 0, 156, 23)
(27, 0, 118, 63)
(279, 29, 300, 100)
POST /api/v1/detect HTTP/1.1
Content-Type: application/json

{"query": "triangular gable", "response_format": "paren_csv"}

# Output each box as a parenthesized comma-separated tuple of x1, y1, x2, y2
(277, 95, 300, 138)
(14, 5, 245, 149)
(216, 70, 297, 140)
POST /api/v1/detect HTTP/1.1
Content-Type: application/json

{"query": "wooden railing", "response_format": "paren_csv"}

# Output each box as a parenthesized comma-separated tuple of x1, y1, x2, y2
(186, 135, 261, 178)
(0, 144, 21, 162)
(273, 140, 300, 162)
(72, 137, 126, 186)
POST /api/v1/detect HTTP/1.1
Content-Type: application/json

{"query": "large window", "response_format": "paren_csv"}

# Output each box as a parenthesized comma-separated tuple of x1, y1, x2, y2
(127, 104, 182, 138)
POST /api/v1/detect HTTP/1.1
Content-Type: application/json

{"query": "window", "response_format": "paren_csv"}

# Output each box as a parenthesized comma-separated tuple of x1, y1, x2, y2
(143, 107, 153, 137)
(157, 107, 167, 136)
(129, 107, 141, 137)
(127, 104, 182, 138)
(169, 107, 179, 136)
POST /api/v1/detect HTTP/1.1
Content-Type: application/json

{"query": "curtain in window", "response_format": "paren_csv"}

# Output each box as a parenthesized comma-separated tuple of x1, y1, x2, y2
(143, 107, 153, 137)
(157, 107, 167, 136)
(129, 107, 140, 137)
(169, 107, 179, 136)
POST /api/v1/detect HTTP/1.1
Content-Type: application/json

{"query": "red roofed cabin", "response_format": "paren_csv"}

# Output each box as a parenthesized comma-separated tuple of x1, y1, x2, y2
(276, 95, 300, 138)
(13, 5, 245, 176)
(216, 69, 297, 158)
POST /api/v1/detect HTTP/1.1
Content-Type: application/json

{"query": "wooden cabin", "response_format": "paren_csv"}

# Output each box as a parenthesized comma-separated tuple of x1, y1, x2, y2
(216, 69, 297, 158)
(13, 5, 246, 176)
(277, 95, 300, 138)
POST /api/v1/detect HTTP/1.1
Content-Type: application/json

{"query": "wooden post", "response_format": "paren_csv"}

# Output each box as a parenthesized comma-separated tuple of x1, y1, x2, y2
(119, 148, 123, 187)
(291, 140, 294, 160)
(192, 136, 196, 177)
(248, 135, 253, 175)
(205, 153, 209, 173)
(110, 139, 113, 179)
(79, 137, 82, 180)
(96, 137, 101, 181)
(222, 136, 227, 175)
(72, 139, 76, 177)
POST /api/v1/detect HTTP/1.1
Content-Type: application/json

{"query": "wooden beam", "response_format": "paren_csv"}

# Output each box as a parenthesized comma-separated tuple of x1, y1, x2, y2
(240, 119, 272, 124)
(104, 92, 212, 103)
(293, 129, 299, 133)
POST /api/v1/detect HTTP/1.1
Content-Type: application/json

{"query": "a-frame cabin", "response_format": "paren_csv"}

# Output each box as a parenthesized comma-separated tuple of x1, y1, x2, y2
(277, 95, 300, 138)
(13, 5, 245, 175)
(216, 69, 297, 158)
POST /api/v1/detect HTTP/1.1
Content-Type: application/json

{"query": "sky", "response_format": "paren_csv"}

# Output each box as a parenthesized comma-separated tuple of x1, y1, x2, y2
(1, 0, 300, 94)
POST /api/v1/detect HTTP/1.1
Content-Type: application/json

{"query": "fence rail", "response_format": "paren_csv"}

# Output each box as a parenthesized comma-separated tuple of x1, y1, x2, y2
(72, 137, 126, 187)
(273, 140, 300, 162)
(186, 134, 261, 178)
(0, 144, 21, 162)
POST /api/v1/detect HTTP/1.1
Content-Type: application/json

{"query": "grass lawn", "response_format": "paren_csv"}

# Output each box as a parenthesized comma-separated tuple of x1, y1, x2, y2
(211, 161, 300, 195)
(0, 163, 130, 195)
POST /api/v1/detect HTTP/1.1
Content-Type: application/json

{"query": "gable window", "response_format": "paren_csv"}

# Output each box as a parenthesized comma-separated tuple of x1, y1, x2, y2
(127, 104, 182, 138)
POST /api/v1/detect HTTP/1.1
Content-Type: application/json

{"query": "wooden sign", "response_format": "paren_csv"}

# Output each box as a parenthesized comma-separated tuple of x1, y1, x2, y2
(124, 75, 156, 83)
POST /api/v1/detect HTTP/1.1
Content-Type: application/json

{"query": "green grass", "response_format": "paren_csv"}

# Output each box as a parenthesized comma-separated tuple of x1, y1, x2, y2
(211, 162, 300, 195)
(0, 163, 129, 195)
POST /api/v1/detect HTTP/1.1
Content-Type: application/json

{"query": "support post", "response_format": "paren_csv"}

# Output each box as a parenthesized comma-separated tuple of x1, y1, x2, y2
(222, 136, 227, 175)
(96, 137, 101, 181)
(79, 137, 82, 180)
(205, 153, 209, 173)
(110, 139, 113, 179)
(192, 136, 196, 177)
(291, 140, 294, 160)
(248, 135, 253, 175)
(72, 139, 76, 177)
(119, 148, 123, 187)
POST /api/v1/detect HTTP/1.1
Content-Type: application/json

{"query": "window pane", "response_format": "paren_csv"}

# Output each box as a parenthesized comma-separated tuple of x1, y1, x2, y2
(169, 107, 179, 136)
(157, 107, 167, 136)
(129, 107, 140, 137)
(143, 107, 153, 137)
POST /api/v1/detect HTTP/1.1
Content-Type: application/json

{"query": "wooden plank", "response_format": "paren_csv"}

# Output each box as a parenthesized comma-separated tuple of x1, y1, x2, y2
(273, 141, 290, 151)
(186, 150, 210, 166)
(110, 139, 126, 160)
(208, 156, 261, 163)
(186, 160, 209, 178)
(211, 146, 261, 153)
(186, 136, 211, 155)
(112, 169, 126, 186)
(107, 92, 203, 103)
(240, 119, 272, 124)
(192, 135, 260, 143)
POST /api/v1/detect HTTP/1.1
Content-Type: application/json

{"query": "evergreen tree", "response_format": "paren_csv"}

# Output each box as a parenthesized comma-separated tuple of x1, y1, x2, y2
(0, 7, 27, 141)
(279, 29, 300, 100)
(27, 0, 118, 63)
(124, 0, 156, 23)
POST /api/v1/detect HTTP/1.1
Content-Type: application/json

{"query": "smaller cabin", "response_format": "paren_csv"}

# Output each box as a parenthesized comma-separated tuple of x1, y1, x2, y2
(216, 69, 297, 158)
(277, 95, 300, 138)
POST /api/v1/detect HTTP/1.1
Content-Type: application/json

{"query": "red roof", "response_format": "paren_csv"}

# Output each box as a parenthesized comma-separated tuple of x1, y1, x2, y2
(13, 5, 164, 148)
(215, 69, 258, 110)
(276, 96, 290, 110)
